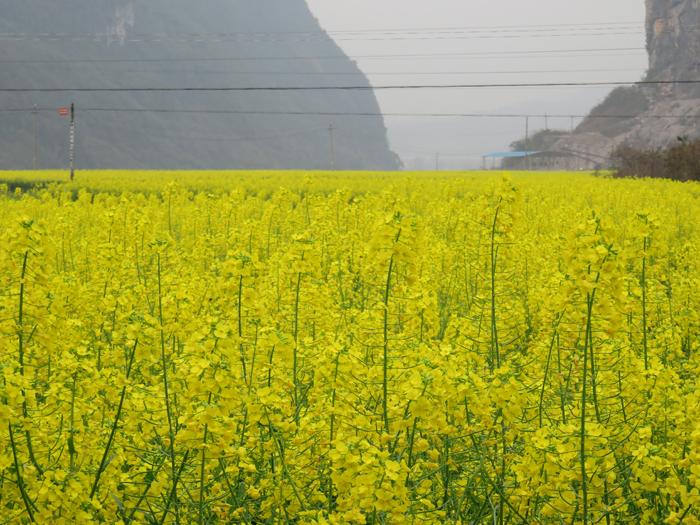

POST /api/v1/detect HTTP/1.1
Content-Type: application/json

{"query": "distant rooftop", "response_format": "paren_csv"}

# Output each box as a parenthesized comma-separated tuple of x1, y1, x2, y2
(483, 151, 541, 159)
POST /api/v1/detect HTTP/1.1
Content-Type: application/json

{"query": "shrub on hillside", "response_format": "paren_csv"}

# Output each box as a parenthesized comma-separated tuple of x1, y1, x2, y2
(611, 138, 700, 181)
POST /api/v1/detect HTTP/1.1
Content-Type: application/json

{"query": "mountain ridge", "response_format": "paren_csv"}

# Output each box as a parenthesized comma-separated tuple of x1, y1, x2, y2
(0, 0, 400, 170)
(549, 0, 700, 166)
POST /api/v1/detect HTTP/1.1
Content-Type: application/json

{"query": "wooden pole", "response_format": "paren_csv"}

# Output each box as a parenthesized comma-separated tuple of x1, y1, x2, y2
(328, 123, 336, 170)
(525, 116, 531, 171)
(32, 105, 38, 171)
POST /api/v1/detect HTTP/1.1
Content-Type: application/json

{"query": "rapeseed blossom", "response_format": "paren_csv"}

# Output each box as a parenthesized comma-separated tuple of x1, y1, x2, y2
(0, 170, 699, 523)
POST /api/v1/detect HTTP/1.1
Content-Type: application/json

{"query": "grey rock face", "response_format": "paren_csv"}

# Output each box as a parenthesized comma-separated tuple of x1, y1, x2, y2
(0, 0, 400, 170)
(646, 0, 700, 89)
(550, 0, 700, 165)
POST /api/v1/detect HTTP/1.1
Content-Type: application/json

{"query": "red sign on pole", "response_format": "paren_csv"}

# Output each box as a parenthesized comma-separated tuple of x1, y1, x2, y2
(58, 107, 70, 117)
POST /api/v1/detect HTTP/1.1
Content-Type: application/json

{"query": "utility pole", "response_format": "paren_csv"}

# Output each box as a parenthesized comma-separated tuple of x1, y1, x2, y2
(32, 104, 38, 171)
(544, 113, 549, 130)
(435, 152, 440, 171)
(328, 123, 336, 170)
(525, 116, 531, 171)
(570, 116, 575, 133)
(69, 103, 75, 181)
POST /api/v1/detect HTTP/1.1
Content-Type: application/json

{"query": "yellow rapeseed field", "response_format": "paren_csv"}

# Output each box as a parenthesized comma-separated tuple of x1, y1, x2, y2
(1, 170, 700, 524)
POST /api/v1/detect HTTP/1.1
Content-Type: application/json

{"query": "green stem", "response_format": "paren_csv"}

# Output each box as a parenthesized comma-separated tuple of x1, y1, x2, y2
(490, 205, 501, 372)
(17, 250, 43, 476)
(68, 372, 77, 472)
(9, 423, 35, 522)
(238, 275, 247, 382)
(382, 228, 401, 436)
(268, 419, 306, 511)
(293, 272, 302, 425)
(90, 340, 138, 499)
(125, 457, 165, 523)
(539, 314, 563, 428)
(159, 450, 190, 525)
(157, 254, 178, 520)
(641, 236, 649, 370)
(404, 417, 419, 486)
(327, 349, 341, 513)
(580, 292, 594, 525)
(198, 418, 209, 525)
(383, 254, 394, 435)
(443, 436, 450, 513)
(267, 345, 275, 388)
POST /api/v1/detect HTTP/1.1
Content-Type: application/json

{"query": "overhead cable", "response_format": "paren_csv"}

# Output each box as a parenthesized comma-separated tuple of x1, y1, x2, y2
(2, 79, 699, 93)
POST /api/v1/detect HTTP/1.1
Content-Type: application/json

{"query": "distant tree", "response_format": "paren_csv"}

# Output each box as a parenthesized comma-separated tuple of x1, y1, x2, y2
(611, 139, 700, 181)
(509, 129, 569, 152)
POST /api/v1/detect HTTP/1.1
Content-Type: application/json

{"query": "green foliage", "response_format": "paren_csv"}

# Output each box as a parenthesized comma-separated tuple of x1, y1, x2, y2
(612, 138, 700, 181)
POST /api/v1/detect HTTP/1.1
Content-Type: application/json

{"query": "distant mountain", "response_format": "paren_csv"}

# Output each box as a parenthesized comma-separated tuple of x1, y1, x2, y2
(549, 0, 700, 166)
(392, 88, 612, 170)
(0, 0, 400, 170)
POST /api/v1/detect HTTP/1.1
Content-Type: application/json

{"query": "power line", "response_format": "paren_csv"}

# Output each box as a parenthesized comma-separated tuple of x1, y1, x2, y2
(0, 20, 663, 43)
(0, 47, 646, 65)
(0, 28, 650, 44)
(3, 79, 700, 93)
(304, 21, 647, 35)
(85, 67, 647, 77)
(0, 23, 645, 37)
(137, 126, 329, 143)
(321, 21, 645, 33)
(4, 106, 700, 121)
(0, 22, 646, 41)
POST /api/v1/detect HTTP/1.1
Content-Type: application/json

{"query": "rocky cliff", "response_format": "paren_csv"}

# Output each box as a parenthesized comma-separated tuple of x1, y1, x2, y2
(551, 0, 700, 166)
(0, 0, 400, 170)
(646, 0, 700, 91)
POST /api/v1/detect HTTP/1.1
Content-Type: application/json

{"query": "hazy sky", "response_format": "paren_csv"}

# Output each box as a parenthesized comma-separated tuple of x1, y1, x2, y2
(305, 0, 648, 167)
